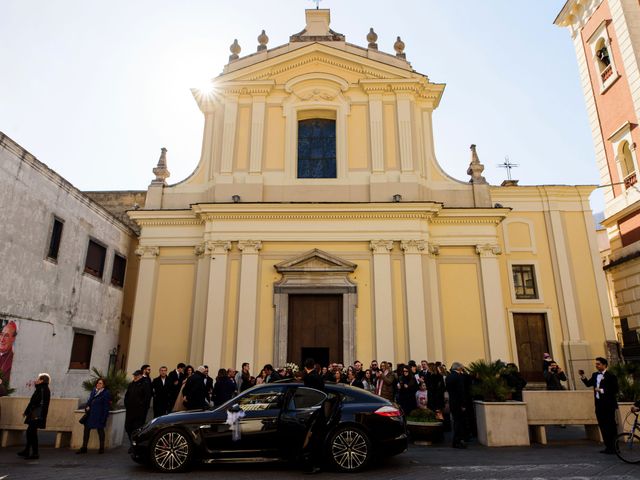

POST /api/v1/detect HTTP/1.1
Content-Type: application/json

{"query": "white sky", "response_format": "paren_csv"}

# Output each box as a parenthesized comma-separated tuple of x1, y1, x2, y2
(0, 1, 605, 212)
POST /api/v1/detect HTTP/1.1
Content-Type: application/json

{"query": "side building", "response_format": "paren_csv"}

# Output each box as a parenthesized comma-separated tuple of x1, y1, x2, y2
(0, 132, 139, 398)
(555, 0, 640, 361)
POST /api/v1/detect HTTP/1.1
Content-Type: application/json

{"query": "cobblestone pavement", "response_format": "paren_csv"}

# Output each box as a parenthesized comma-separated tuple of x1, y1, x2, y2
(1, 430, 639, 480)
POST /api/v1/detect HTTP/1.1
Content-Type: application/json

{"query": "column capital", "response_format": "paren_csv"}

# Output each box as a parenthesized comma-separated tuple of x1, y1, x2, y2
(476, 243, 502, 258)
(400, 239, 426, 254)
(427, 243, 440, 257)
(238, 240, 262, 254)
(205, 240, 232, 256)
(134, 246, 160, 258)
(370, 240, 394, 254)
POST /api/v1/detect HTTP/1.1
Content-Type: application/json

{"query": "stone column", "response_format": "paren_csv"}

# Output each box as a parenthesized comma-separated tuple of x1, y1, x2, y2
(401, 240, 428, 361)
(189, 244, 211, 366)
(425, 243, 443, 361)
(202, 241, 232, 371)
(368, 94, 385, 173)
(249, 96, 266, 176)
(396, 93, 414, 173)
(476, 244, 511, 361)
(235, 240, 262, 368)
(220, 96, 239, 174)
(370, 240, 395, 362)
(126, 246, 160, 373)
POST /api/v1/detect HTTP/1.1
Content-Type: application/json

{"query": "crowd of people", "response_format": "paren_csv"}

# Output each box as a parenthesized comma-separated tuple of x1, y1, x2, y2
(13, 353, 624, 460)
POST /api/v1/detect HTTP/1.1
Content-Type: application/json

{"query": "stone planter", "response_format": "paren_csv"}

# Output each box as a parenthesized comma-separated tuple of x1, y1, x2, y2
(617, 402, 635, 433)
(406, 421, 444, 444)
(71, 409, 126, 450)
(474, 400, 529, 447)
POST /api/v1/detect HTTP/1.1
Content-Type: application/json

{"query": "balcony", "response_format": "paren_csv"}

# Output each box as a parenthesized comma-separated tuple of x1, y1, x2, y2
(601, 64, 613, 82)
(624, 172, 637, 189)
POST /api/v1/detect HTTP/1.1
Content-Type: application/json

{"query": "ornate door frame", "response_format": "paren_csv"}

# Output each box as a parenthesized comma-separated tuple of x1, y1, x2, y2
(273, 249, 357, 368)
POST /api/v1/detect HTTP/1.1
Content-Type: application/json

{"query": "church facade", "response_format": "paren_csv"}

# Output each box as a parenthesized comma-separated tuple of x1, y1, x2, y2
(126, 9, 614, 386)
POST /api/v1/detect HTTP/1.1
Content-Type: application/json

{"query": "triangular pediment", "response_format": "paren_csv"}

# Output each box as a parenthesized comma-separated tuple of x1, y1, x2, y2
(222, 43, 417, 84)
(275, 249, 357, 273)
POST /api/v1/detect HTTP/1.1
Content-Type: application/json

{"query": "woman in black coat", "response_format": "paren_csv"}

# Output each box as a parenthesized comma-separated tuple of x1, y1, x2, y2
(213, 368, 236, 407)
(397, 366, 417, 416)
(17, 373, 51, 459)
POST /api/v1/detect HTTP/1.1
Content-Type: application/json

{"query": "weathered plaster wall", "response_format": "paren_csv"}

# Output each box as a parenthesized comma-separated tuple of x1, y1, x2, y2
(0, 133, 135, 398)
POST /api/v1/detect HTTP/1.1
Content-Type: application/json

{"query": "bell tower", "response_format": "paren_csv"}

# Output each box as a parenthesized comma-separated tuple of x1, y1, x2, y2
(556, 0, 640, 355)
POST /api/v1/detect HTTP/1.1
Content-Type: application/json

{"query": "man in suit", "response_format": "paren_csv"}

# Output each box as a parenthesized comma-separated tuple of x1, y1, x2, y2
(167, 363, 185, 409)
(182, 366, 208, 410)
(580, 357, 619, 454)
(446, 362, 468, 449)
(139, 364, 153, 419)
(151, 366, 171, 418)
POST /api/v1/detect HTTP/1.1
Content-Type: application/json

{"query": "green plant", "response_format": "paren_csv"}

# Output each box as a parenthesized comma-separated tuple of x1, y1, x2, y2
(82, 367, 129, 410)
(407, 408, 438, 423)
(0, 369, 15, 396)
(467, 359, 513, 402)
(609, 362, 640, 402)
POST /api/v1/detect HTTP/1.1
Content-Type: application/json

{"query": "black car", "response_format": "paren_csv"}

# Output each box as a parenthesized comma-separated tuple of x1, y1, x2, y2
(130, 382, 407, 473)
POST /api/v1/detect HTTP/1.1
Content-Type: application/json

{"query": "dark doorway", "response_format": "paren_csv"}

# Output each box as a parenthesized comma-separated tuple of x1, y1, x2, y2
(288, 294, 343, 367)
(513, 313, 550, 383)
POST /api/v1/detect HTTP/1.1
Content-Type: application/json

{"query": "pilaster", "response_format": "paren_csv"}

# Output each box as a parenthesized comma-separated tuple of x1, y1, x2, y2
(476, 243, 511, 361)
(401, 240, 428, 360)
(396, 93, 414, 173)
(190, 244, 211, 365)
(220, 96, 239, 174)
(368, 94, 385, 173)
(127, 246, 160, 373)
(235, 240, 262, 368)
(424, 243, 443, 361)
(370, 240, 395, 362)
(202, 241, 232, 371)
(249, 96, 266, 176)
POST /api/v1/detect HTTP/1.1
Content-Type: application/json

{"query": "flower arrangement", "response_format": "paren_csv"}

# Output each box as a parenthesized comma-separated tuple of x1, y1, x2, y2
(283, 362, 300, 374)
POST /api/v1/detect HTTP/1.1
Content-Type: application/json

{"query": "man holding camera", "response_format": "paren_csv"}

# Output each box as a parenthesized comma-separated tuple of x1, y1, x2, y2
(580, 357, 619, 454)
(544, 361, 567, 390)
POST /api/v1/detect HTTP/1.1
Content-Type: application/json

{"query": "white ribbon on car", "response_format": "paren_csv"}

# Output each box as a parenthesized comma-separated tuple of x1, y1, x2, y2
(225, 409, 246, 441)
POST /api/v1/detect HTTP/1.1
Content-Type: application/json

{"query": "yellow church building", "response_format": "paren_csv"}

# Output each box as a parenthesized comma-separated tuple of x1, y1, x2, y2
(125, 9, 614, 386)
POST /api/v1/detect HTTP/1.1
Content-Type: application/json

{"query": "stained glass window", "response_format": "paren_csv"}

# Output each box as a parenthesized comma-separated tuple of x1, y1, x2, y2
(297, 118, 336, 178)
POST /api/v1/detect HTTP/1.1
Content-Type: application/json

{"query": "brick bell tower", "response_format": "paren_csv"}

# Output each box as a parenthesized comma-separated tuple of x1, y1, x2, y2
(556, 0, 640, 359)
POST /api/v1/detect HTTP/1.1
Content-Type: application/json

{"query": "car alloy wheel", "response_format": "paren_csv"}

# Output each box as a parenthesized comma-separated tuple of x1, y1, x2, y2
(329, 426, 371, 472)
(151, 429, 191, 472)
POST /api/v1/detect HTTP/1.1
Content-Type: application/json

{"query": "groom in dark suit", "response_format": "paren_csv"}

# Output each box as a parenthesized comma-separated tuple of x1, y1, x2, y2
(580, 357, 619, 454)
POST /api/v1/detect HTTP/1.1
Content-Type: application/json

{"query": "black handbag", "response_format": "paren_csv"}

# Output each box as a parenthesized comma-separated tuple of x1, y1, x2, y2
(79, 412, 88, 424)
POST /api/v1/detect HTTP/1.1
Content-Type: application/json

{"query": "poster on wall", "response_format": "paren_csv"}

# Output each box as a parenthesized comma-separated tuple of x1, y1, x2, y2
(0, 318, 18, 396)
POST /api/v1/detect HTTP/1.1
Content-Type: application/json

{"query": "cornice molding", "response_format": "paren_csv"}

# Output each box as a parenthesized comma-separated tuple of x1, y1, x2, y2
(359, 79, 445, 102)
(198, 211, 435, 222)
(431, 216, 505, 225)
(135, 218, 203, 227)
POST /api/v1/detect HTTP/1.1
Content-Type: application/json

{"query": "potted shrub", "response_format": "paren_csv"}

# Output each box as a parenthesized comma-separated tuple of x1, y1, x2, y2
(609, 362, 640, 432)
(71, 367, 129, 450)
(468, 359, 529, 447)
(406, 408, 443, 444)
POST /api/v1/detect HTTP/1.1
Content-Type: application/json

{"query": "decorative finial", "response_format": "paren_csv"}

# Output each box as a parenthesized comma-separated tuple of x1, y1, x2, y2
(367, 28, 378, 50)
(394, 36, 406, 59)
(229, 39, 241, 62)
(467, 144, 487, 185)
(257, 30, 269, 51)
(152, 147, 170, 185)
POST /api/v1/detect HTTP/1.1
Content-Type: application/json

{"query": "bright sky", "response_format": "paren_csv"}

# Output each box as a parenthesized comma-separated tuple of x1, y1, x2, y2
(0, 1, 605, 212)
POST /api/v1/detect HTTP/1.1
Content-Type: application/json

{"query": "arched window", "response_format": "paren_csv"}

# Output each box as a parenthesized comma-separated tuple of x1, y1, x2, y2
(619, 140, 636, 179)
(595, 38, 613, 83)
(297, 118, 336, 178)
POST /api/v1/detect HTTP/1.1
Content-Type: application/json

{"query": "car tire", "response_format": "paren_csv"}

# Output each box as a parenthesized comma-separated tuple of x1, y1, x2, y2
(149, 428, 193, 473)
(326, 425, 372, 473)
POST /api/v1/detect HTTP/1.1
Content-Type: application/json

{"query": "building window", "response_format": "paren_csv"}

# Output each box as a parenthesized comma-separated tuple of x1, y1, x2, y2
(111, 253, 126, 287)
(297, 118, 336, 178)
(595, 39, 612, 84)
(619, 141, 637, 188)
(69, 332, 94, 370)
(588, 21, 619, 92)
(47, 217, 64, 261)
(512, 264, 538, 299)
(84, 240, 107, 279)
